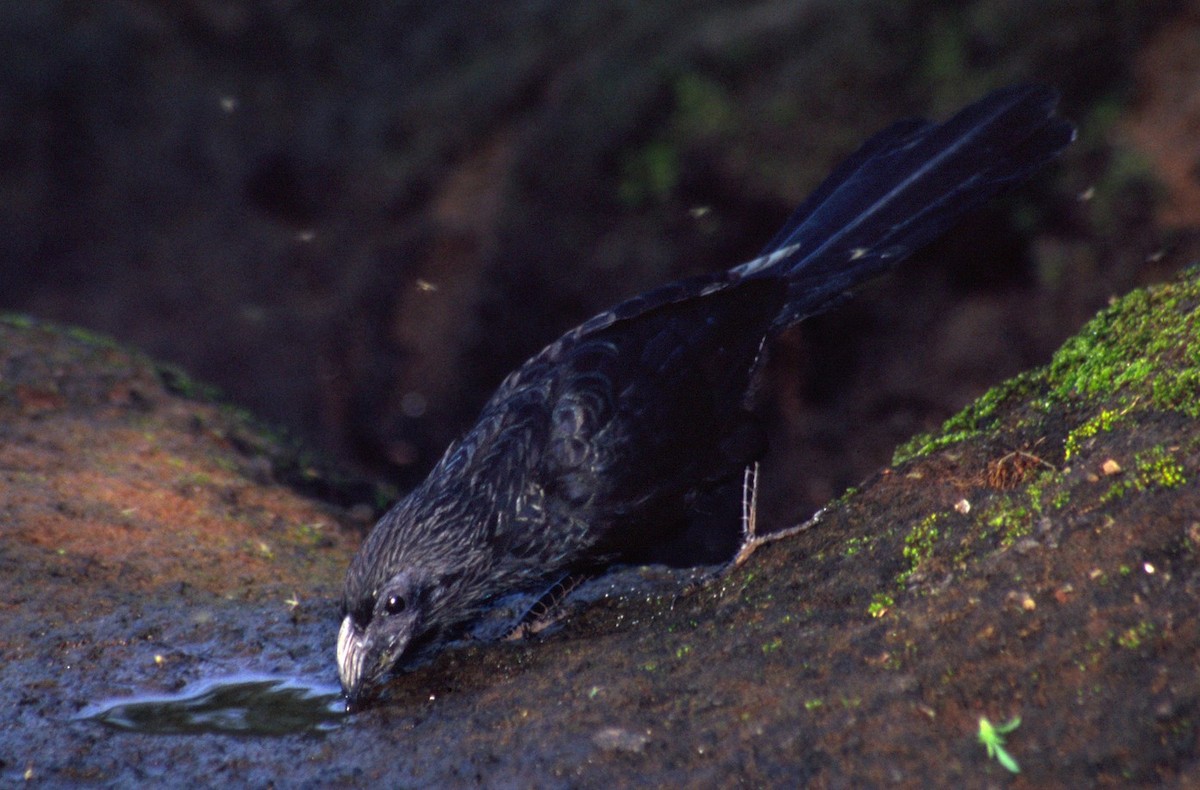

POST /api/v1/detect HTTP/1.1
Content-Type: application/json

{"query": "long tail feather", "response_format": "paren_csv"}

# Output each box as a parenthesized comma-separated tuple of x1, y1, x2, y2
(732, 85, 1074, 328)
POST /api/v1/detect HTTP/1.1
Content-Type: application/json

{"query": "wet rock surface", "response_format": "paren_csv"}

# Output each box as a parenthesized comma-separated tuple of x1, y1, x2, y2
(3, 264, 1199, 785)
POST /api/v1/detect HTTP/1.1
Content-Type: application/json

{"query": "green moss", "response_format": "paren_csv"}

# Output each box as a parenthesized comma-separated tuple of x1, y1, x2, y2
(898, 512, 944, 586)
(868, 592, 894, 619)
(1036, 466, 1071, 511)
(840, 522, 897, 562)
(842, 534, 875, 558)
(156, 363, 227, 403)
(1115, 621, 1155, 650)
(1137, 446, 1188, 488)
(1050, 484, 1072, 510)
(893, 373, 1037, 464)
(980, 496, 1033, 548)
(176, 472, 214, 488)
(975, 468, 1067, 552)
(894, 268, 1200, 466)
(1064, 406, 1131, 461)
(64, 324, 127, 352)
(1101, 445, 1188, 504)
(1045, 281, 1200, 415)
(1, 313, 160, 378)
(291, 521, 329, 547)
(0, 312, 35, 329)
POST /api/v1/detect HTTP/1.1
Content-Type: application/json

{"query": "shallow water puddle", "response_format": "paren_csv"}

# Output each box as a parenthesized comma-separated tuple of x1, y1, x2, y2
(80, 674, 345, 736)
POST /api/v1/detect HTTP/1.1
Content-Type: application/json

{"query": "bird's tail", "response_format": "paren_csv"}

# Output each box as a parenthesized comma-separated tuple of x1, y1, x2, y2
(732, 84, 1075, 329)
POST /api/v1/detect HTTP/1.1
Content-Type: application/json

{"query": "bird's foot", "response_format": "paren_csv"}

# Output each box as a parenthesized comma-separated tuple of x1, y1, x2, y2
(729, 461, 824, 569)
(677, 465, 825, 601)
(503, 573, 592, 641)
(730, 505, 827, 569)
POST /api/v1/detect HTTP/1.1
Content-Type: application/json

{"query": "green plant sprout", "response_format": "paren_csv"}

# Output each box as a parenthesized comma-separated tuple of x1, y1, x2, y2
(978, 716, 1021, 773)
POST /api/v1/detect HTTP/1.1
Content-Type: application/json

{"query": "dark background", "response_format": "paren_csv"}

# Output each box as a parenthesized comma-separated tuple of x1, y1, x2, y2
(3, 0, 1196, 524)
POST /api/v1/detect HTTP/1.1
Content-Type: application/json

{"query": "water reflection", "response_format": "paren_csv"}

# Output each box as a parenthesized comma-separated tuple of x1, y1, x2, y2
(81, 674, 345, 736)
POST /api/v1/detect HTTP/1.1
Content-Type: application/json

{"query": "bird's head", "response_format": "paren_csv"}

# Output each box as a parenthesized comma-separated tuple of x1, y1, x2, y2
(336, 564, 437, 709)
(336, 441, 517, 707)
(336, 482, 490, 709)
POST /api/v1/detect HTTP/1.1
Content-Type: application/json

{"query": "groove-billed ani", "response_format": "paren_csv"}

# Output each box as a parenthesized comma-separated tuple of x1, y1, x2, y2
(337, 85, 1074, 706)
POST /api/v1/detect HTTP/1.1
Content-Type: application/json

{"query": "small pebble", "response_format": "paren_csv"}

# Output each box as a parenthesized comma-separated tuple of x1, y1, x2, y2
(592, 726, 650, 753)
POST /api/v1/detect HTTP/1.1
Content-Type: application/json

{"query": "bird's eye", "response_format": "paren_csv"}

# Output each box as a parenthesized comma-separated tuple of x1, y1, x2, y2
(384, 595, 407, 615)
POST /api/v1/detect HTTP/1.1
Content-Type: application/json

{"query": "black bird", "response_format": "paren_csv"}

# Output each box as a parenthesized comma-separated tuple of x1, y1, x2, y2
(337, 85, 1074, 705)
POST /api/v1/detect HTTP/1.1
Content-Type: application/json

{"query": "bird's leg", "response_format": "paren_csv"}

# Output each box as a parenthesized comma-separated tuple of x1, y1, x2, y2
(503, 572, 592, 641)
(730, 462, 825, 569)
(674, 464, 827, 603)
(730, 461, 762, 567)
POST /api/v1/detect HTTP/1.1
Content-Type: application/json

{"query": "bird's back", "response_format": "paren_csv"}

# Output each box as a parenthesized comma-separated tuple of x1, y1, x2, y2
(467, 276, 786, 567)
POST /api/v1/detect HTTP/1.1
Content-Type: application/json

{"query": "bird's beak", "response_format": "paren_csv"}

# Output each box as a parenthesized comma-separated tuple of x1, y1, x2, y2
(337, 615, 367, 709)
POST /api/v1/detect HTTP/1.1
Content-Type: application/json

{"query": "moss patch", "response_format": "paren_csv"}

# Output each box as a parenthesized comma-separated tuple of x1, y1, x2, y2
(898, 512, 945, 586)
(895, 265, 1200, 466)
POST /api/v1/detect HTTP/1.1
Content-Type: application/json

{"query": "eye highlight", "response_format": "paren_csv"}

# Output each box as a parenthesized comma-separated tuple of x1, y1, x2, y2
(384, 595, 407, 615)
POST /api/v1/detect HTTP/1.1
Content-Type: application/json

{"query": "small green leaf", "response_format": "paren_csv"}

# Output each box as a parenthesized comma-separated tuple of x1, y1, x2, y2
(994, 744, 1021, 774)
(978, 716, 1022, 774)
